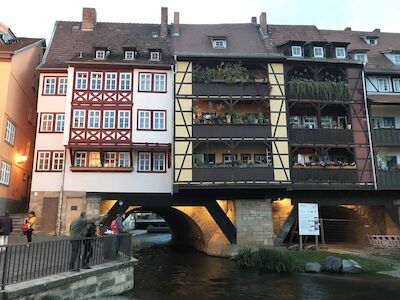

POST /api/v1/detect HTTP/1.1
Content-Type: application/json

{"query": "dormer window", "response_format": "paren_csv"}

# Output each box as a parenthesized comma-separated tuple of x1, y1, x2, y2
(335, 47, 346, 59)
(367, 38, 377, 45)
(394, 54, 400, 65)
(212, 39, 227, 49)
(291, 46, 302, 57)
(95, 50, 106, 60)
(313, 47, 324, 58)
(150, 51, 161, 61)
(124, 50, 136, 60)
(354, 53, 368, 63)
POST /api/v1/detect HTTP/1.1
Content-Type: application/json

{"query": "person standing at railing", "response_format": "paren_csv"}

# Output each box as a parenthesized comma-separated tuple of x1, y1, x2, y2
(0, 211, 13, 250)
(82, 221, 97, 269)
(24, 211, 37, 244)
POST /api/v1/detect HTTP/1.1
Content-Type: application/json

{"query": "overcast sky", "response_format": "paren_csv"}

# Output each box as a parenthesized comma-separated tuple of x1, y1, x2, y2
(2, 0, 400, 42)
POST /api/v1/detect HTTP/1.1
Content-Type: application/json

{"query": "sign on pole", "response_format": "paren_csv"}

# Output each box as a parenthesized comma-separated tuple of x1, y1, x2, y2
(298, 203, 320, 236)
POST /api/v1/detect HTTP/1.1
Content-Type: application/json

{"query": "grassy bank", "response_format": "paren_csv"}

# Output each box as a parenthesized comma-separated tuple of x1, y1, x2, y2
(237, 248, 395, 273)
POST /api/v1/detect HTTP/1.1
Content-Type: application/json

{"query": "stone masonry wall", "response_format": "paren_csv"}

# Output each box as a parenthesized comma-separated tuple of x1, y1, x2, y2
(235, 199, 274, 248)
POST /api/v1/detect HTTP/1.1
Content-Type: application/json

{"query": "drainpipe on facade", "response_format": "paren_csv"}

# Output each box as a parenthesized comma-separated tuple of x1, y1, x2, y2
(56, 147, 67, 236)
(361, 68, 377, 190)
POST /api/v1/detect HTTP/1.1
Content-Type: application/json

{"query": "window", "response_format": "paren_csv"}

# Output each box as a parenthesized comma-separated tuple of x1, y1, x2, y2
(119, 73, 132, 91)
(138, 111, 151, 129)
(58, 78, 68, 94)
(394, 55, 400, 65)
(313, 47, 324, 58)
(153, 153, 166, 171)
(241, 154, 251, 163)
(153, 111, 166, 130)
(118, 111, 130, 129)
(105, 72, 117, 90)
(204, 154, 215, 165)
(118, 152, 131, 167)
(124, 51, 136, 60)
(372, 117, 396, 129)
(90, 72, 103, 90)
(335, 47, 346, 59)
(378, 77, 390, 92)
(254, 154, 267, 164)
(104, 152, 117, 167)
(354, 53, 367, 63)
(4, 120, 15, 145)
(139, 73, 152, 91)
(223, 154, 237, 164)
(321, 116, 333, 129)
(103, 110, 115, 129)
(55, 114, 65, 132)
(44, 77, 56, 94)
(40, 114, 54, 132)
(150, 52, 161, 61)
(37, 151, 51, 171)
(289, 116, 301, 128)
(74, 152, 87, 167)
(0, 161, 11, 185)
(292, 46, 302, 57)
(95, 50, 105, 60)
(88, 110, 101, 129)
(303, 116, 317, 129)
(367, 38, 377, 45)
(52, 151, 64, 171)
(393, 78, 400, 92)
(75, 72, 88, 90)
(212, 39, 227, 49)
(138, 152, 151, 171)
(154, 74, 166, 92)
(89, 152, 101, 167)
(73, 110, 85, 128)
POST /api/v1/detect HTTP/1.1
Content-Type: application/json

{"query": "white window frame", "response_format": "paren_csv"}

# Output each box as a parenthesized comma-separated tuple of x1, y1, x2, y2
(153, 152, 166, 172)
(57, 77, 68, 95)
(95, 50, 106, 60)
(89, 152, 101, 167)
(74, 152, 87, 167)
(118, 111, 131, 129)
(88, 110, 101, 129)
(212, 39, 227, 49)
(313, 47, 324, 58)
(105, 72, 117, 91)
(138, 110, 151, 130)
(124, 51, 136, 60)
(153, 74, 166, 92)
(303, 116, 317, 129)
(0, 161, 11, 185)
(138, 152, 151, 172)
(367, 38, 377, 45)
(40, 114, 54, 132)
(335, 47, 346, 59)
(37, 151, 51, 171)
(104, 152, 117, 168)
(119, 73, 132, 91)
(153, 111, 166, 130)
(5, 120, 16, 145)
(378, 77, 390, 92)
(103, 110, 116, 129)
(139, 73, 152, 91)
(289, 116, 301, 128)
(150, 52, 161, 61)
(44, 77, 56, 95)
(354, 53, 367, 63)
(90, 72, 103, 90)
(394, 55, 400, 65)
(55, 114, 65, 132)
(75, 72, 88, 90)
(321, 116, 333, 128)
(52, 151, 64, 171)
(223, 154, 236, 164)
(393, 78, 400, 92)
(292, 46, 302, 57)
(118, 152, 131, 168)
(73, 110, 86, 128)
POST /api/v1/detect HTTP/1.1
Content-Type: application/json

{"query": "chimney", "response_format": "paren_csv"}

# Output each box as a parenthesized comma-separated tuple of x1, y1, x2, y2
(81, 8, 97, 31)
(251, 17, 257, 24)
(373, 28, 381, 33)
(160, 7, 168, 38)
(173, 12, 180, 36)
(344, 27, 352, 31)
(259, 12, 267, 36)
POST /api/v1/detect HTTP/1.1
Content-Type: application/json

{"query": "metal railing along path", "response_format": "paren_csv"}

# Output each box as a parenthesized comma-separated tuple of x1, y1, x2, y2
(0, 233, 132, 290)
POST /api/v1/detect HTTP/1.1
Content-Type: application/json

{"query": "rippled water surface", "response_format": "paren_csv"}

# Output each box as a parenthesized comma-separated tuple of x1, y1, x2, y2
(121, 234, 399, 300)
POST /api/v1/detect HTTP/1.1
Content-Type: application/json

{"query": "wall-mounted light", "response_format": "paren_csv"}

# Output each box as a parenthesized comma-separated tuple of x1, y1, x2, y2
(17, 154, 28, 164)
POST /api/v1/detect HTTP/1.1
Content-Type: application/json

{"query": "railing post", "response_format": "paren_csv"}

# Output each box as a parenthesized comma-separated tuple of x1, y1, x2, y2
(1, 246, 9, 290)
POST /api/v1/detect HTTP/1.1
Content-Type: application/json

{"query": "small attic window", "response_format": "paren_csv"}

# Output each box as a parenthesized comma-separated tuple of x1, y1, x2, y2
(393, 54, 400, 65)
(152, 32, 159, 39)
(95, 50, 106, 60)
(124, 50, 136, 60)
(367, 38, 377, 45)
(212, 39, 227, 49)
(150, 51, 161, 61)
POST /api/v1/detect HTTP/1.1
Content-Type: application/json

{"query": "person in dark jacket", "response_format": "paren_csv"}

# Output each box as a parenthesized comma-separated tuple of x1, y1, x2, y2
(82, 222, 97, 269)
(0, 212, 13, 250)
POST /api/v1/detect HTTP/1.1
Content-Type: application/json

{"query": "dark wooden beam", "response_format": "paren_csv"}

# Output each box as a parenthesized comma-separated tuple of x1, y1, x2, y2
(206, 201, 237, 244)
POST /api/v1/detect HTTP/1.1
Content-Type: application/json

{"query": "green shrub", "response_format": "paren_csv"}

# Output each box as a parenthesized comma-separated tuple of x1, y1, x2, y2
(287, 79, 349, 101)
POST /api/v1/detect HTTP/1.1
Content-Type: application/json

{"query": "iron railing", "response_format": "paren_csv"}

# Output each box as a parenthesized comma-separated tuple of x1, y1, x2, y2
(0, 233, 132, 290)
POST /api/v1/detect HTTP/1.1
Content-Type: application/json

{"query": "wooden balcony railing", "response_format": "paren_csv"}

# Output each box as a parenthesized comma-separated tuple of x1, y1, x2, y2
(193, 124, 271, 138)
(192, 82, 269, 96)
(291, 167, 358, 183)
(372, 128, 400, 146)
(192, 166, 274, 182)
(289, 128, 354, 145)
(377, 170, 400, 189)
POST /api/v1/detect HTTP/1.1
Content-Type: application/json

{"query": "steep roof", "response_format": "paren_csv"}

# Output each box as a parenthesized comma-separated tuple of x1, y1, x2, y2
(0, 38, 44, 54)
(173, 23, 270, 58)
(41, 21, 173, 69)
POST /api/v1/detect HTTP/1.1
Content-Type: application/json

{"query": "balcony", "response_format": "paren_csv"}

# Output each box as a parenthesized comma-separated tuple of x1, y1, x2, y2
(286, 79, 349, 102)
(291, 167, 358, 183)
(289, 128, 354, 145)
(192, 165, 274, 182)
(192, 82, 269, 96)
(377, 170, 400, 189)
(372, 128, 400, 146)
(193, 124, 271, 138)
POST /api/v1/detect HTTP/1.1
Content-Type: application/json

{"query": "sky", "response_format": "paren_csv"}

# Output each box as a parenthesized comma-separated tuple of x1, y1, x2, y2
(2, 0, 400, 42)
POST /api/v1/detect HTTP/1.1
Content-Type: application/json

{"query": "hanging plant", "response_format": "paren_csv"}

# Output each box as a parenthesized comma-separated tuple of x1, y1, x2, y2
(216, 62, 249, 84)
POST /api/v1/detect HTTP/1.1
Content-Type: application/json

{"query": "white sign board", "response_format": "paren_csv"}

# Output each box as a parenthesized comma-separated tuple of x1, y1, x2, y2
(298, 203, 320, 236)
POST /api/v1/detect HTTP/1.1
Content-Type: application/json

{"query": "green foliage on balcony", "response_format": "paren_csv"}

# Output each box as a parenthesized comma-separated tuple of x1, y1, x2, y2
(192, 62, 249, 84)
(287, 79, 349, 101)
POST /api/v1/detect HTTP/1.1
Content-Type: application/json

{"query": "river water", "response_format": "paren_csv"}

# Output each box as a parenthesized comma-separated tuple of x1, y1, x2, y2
(120, 233, 399, 300)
